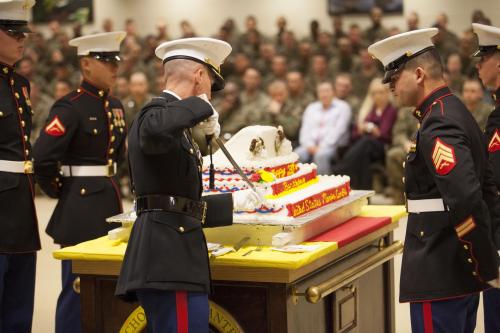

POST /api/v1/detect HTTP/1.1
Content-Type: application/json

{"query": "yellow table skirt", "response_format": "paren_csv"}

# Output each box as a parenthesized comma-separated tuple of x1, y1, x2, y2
(53, 205, 406, 270)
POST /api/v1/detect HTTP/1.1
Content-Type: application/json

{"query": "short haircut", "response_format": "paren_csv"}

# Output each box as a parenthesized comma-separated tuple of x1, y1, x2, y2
(405, 48, 444, 80)
(268, 80, 287, 93)
(163, 59, 202, 82)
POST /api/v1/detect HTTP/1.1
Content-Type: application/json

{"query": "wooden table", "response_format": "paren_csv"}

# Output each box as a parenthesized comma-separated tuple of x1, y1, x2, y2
(55, 205, 406, 333)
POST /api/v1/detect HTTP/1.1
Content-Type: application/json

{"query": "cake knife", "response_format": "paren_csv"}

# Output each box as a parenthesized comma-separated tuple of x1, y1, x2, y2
(213, 137, 257, 191)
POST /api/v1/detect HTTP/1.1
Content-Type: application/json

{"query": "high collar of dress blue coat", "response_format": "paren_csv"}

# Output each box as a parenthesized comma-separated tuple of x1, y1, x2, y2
(412, 85, 452, 123)
(493, 87, 500, 107)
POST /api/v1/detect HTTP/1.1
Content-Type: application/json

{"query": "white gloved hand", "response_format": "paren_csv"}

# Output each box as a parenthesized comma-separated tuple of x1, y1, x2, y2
(233, 188, 265, 211)
(196, 94, 220, 138)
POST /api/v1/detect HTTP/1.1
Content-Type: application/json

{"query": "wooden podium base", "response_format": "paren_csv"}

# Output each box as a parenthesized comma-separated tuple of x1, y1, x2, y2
(75, 227, 399, 332)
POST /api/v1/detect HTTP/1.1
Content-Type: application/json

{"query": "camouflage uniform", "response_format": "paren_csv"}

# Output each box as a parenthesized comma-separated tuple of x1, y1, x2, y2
(288, 91, 315, 114)
(30, 92, 55, 144)
(329, 56, 360, 78)
(385, 107, 418, 204)
(122, 94, 154, 125)
(222, 91, 271, 134)
(269, 100, 303, 145)
(469, 102, 493, 131)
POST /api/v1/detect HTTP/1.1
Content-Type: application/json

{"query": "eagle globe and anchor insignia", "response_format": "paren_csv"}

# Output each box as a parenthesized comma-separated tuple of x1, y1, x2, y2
(119, 301, 244, 333)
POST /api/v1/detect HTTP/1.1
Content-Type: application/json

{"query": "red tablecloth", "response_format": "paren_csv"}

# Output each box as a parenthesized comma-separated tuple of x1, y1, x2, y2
(308, 216, 392, 247)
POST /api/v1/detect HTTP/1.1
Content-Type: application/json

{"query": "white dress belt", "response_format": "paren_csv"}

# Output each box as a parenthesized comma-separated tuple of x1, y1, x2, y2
(0, 160, 33, 174)
(60, 163, 117, 177)
(406, 198, 447, 213)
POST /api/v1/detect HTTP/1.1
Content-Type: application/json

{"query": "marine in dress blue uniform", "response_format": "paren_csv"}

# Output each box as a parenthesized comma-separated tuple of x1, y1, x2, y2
(33, 32, 127, 333)
(0, 1, 40, 332)
(472, 22, 500, 333)
(115, 38, 263, 333)
(369, 29, 500, 333)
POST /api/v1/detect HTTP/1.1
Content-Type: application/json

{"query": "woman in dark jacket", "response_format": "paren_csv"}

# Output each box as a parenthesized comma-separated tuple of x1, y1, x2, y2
(331, 77, 398, 189)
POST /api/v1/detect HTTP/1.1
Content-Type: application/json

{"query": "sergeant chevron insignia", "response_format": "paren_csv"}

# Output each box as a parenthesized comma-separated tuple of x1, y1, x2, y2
(45, 116, 66, 136)
(432, 138, 456, 175)
(488, 129, 500, 153)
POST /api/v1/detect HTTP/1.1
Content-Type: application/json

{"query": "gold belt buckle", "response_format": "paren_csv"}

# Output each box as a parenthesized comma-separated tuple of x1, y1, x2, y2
(106, 162, 116, 177)
(201, 202, 207, 224)
(24, 160, 33, 174)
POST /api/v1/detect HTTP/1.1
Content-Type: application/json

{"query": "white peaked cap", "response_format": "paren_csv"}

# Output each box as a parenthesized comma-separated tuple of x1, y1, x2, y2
(69, 31, 126, 56)
(155, 37, 232, 91)
(472, 23, 500, 57)
(368, 28, 439, 83)
(0, 0, 35, 22)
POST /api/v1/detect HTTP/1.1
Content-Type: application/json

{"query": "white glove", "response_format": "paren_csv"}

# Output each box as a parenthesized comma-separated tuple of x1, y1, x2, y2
(233, 188, 265, 211)
(196, 94, 221, 138)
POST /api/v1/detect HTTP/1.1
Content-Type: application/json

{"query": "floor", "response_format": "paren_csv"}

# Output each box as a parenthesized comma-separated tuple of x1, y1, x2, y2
(31, 195, 486, 333)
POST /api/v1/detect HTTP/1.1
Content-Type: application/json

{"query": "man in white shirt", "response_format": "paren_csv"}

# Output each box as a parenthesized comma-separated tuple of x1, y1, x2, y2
(294, 81, 352, 174)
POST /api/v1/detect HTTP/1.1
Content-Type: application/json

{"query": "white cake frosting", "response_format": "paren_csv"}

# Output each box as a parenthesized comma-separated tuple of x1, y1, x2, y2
(202, 125, 351, 221)
(203, 125, 299, 170)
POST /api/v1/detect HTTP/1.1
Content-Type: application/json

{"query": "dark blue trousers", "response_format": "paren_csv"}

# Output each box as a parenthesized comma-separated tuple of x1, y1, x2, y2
(55, 260, 81, 333)
(0, 253, 36, 333)
(136, 290, 209, 333)
(483, 288, 500, 333)
(410, 294, 479, 333)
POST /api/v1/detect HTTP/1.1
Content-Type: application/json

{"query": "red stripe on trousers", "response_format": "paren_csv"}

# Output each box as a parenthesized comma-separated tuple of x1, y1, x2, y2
(423, 302, 434, 333)
(176, 291, 188, 333)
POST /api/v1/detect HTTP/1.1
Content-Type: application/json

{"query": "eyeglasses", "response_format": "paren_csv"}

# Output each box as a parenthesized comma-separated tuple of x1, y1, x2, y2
(0, 26, 26, 40)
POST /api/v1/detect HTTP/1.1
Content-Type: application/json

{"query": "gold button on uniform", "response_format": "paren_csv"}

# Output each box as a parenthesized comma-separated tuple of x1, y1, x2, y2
(464, 244, 469, 250)
(402, 161, 406, 168)
(107, 112, 112, 118)
(105, 101, 109, 107)
(2, 67, 8, 74)
(472, 271, 477, 276)
(98, 90, 104, 97)
(0, 111, 3, 117)
(25, 149, 29, 155)
(110, 124, 114, 130)
(111, 136, 116, 142)
(467, 258, 473, 263)
(420, 231, 424, 237)
(108, 159, 113, 164)
(402, 177, 405, 183)
(179, 226, 185, 233)
(21, 120, 25, 127)
(80, 188, 86, 195)
(109, 148, 114, 154)
(18, 107, 23, 113)
(189, 148, 194, 154)
(77, 88, 81, 93)
(24, 135, 28, 141)
(14, 92, 20, 99)
(119, 128, 124, 133)
(93, 129, 98, 135)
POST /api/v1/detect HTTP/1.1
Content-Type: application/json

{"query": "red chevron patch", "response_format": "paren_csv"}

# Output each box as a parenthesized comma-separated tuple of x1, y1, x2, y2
(432, 138, 456, 175)
(45, 116, 66, 136)
(488, 129, 500, 153)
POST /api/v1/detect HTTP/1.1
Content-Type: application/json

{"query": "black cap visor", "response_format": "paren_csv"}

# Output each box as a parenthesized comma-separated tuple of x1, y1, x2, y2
(382, 46, 435, 84)
(87, 52, 122, 64)
(471, 45, 499, 57)
(0, 20, 31, 34)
